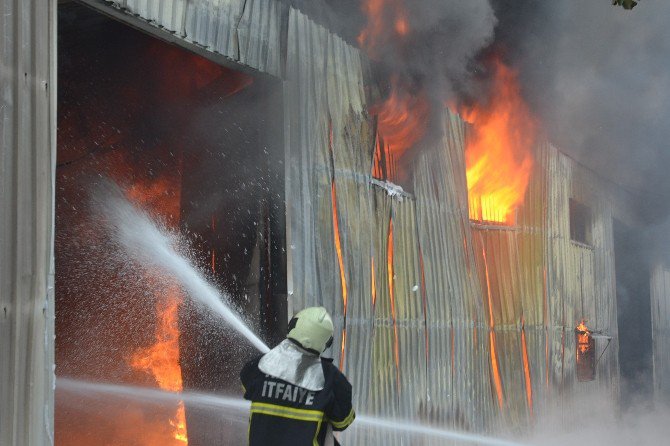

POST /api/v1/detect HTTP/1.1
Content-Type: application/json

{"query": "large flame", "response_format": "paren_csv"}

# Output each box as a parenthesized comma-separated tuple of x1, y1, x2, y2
(370, 78, 429, 184)
(126, 180, 188, 445)
(131, 294, 188, 444)
(463, 59, 536, 224)
(359, 0, 428, 182)
(371, 78, 429, 161)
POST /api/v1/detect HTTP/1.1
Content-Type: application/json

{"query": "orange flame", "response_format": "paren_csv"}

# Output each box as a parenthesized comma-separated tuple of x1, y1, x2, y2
(387, 218, 401, 392)
(331, 179, 348, 370)
(521, 317, 533, 417)
(463, 59, 536, 224)
(489, 331, 503, 409)
(126, 180, 188, 444)
(371, 257, 378, 307)
(481, 243, 503, 409)
(331, 182, 348, 316)
(359, 0, 429, 182)
(130, 293, 188, 444)
(371, 78, 430, 162)
(576, 320, 591, 354)
(358, 0, 409, 56)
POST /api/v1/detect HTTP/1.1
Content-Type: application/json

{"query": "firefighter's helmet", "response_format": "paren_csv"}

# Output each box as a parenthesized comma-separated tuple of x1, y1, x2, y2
(287, 307, 334, 354)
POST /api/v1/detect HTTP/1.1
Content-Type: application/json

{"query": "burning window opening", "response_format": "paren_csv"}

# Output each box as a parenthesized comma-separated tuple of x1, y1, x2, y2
(369, 78, 430, 189)
(575, 320, 596, 382)
(462, 59, 536, 226)
(569, 198, 593, 246)
(55, 4, 286, 445)
(372, 130, 400, 184)
(359, 0, 429, 190)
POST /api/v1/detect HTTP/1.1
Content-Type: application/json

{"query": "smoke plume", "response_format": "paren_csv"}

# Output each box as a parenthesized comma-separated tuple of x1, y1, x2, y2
(288, 0, 497, 102)
(492, 0, 670, 215)
(303, 1, 670, 216)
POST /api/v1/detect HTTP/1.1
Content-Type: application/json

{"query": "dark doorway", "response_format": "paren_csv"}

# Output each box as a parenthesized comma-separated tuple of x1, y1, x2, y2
(614, 219, 653, 406)
(56, 3, 285, 445)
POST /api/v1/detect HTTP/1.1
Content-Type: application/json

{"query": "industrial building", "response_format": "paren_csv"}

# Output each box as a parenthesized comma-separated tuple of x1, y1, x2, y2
(2, 0, 669, 445)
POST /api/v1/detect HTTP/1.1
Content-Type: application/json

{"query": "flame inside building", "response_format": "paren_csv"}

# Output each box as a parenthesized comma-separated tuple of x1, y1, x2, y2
(370, 78, 430, 184)
(575, 320, 596, 382)
(463, 59, 537, 225)
(55, 4, 285, 445)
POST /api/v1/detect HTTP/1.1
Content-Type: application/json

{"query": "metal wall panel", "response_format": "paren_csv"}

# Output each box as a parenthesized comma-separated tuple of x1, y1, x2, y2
(651, 265, 670, 403)
(0, 0, 57, 445)
(101, 0, 285, 76)
(545, 147, 620, 402)
(413, 112, 499, 435)
(283, 6, 624, 434)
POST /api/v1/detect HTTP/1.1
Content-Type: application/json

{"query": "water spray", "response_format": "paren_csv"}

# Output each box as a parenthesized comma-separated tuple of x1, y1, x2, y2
(97, 182, 270, 353)
(57, 378, 527, 446)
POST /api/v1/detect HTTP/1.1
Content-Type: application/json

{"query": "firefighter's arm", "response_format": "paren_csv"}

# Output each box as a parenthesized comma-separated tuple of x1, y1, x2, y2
(240, 356, 261, 399)
(328, 373, 355, 431)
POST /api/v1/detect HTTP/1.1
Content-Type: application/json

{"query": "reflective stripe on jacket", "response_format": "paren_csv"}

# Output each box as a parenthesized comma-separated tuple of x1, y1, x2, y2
(241, 355, 355, 446)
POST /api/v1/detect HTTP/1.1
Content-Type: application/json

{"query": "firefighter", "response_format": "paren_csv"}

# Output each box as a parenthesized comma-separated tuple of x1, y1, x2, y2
(240, 306, 355, 446)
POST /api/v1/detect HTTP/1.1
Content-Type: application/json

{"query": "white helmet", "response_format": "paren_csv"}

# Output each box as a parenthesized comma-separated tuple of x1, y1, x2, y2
(287, 307, 334, 354)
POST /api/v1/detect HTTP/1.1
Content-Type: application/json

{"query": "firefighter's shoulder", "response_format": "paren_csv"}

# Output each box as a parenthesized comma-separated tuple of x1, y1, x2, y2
(319, 358, 355, 431)
(240, 354, 264, 391)
(320, 358, 352, 388)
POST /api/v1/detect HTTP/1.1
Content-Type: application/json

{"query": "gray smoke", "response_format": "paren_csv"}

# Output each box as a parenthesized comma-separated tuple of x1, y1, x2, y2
(492, 0, 670, 414)
(287, 0, 497, 102)
(531, 391, 670, 446)
(371, 0, 497, 99)
(492, 0, 670, 217)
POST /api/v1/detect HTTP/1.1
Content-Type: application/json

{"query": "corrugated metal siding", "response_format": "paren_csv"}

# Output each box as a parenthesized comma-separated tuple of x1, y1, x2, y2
(413, 112, 499, 434)
(284, 6, 622, 435)
(545, 147, 620, 401)
(98, 0, 285, 77)
(651, 265, 670, 403)
(0, 0, 56, 445)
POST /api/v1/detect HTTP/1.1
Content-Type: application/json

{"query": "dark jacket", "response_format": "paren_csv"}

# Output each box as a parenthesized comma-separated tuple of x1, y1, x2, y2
(240, 355, 355, 446)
